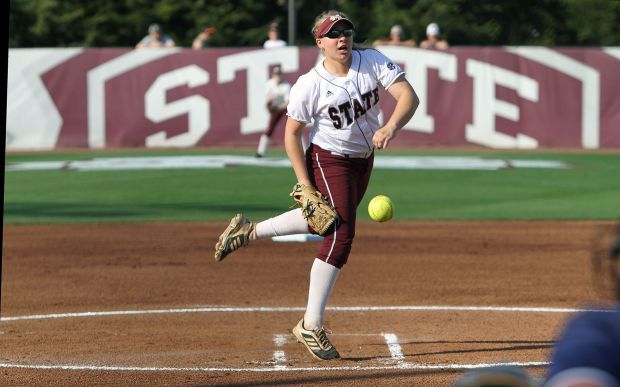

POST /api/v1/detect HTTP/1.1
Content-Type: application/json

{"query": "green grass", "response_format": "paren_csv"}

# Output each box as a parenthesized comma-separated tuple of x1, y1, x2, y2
(4, 149, 620, 224)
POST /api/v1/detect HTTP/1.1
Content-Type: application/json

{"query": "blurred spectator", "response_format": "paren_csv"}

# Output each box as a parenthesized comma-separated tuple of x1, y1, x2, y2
(544, 223, 620, 387)
(372, 24, 416, 47)
(420, 22, 449, 50)
(192, 26, 217, 49)
(263, 22, 287, 49)
(256, 65, 291, 158)
(452, 225, 620, 387)
(135, 23, 175, 49)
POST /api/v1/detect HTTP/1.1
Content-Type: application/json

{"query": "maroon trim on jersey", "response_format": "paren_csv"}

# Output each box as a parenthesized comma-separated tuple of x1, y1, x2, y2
(305, 144, 374, 269)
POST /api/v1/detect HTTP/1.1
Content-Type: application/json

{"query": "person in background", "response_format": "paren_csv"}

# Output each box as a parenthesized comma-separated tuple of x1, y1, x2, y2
(420, 22, 449, 50)
(263, 22, 287, 49)
(192, 26, 217, 49)
(544, 223, 620, 387)
(256, 65, 291, 158)
(372, 24, 416, 47)
(451, 224, 620, 387)
(135, 23, 176, 49)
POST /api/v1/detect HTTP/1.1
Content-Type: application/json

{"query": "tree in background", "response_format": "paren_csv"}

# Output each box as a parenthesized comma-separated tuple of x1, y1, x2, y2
(9, 0, 290, 48)
(8, 0, 620, 48)
(361, 0, 620, 46)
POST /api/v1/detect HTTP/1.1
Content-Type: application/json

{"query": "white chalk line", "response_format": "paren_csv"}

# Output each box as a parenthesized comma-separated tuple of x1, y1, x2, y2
(0, 310, 555, 374)
(273, 334, 288, 367)
(0, 304, 609, 322)
(0, 361, 549, 373)
(382, 333, 406, 364)
(5, 155, 571, 172)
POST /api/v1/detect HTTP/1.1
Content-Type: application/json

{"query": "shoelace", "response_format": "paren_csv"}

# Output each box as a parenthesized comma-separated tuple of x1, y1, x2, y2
(227, 220, 251, 247)
(314, 327, 333, 349)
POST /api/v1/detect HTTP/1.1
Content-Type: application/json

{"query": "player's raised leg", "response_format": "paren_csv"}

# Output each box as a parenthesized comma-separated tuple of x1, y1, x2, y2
(214, 213, 255, 261)
(214, 209, 310, 261)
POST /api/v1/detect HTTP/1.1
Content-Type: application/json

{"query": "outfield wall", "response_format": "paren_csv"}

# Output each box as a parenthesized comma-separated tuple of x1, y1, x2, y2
(7, 46, 620, 150)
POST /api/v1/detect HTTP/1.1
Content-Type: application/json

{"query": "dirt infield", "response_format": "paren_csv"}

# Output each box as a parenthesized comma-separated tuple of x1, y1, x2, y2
(0, 221, 611, 385)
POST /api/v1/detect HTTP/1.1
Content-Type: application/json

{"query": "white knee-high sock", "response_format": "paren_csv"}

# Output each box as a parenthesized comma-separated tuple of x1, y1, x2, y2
(254, 208, 309, 239)
(304, 258, 340, 330)
(256, 134, 270, 156)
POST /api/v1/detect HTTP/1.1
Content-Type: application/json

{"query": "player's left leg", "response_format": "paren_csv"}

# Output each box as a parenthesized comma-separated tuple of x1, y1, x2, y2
(310, 149, 374, 269)
(291, 147, 373, 359)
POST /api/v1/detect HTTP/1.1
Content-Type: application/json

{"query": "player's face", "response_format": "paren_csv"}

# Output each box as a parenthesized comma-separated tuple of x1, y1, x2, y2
(317, 21, 353, 62)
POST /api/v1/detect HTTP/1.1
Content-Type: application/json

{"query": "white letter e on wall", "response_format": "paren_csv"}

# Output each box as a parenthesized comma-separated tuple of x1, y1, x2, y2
(466, 60, 538, 149)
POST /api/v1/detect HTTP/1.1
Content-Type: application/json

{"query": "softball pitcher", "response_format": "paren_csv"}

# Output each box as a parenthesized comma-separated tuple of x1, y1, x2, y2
(215, 10, 419, 360)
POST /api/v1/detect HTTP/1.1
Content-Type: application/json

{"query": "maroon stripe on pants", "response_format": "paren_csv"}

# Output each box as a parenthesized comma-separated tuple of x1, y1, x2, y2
(305, 144, 374, 268)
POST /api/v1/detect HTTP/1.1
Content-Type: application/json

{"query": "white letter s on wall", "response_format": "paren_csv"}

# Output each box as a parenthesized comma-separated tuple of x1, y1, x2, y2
(145, 65, 210, 147)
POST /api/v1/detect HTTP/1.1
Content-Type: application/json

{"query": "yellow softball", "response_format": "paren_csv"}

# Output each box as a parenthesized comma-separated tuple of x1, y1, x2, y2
(368, 195, 394, 222)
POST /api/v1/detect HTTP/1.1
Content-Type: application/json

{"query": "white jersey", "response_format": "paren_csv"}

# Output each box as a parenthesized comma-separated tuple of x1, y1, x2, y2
(265, 78, 291, 108)
(287, 49, 404, 154)
(263, 39, 287, 49)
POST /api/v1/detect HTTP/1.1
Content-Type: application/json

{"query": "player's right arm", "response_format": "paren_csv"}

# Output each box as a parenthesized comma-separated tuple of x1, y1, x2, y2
(285, 118, 311, 186)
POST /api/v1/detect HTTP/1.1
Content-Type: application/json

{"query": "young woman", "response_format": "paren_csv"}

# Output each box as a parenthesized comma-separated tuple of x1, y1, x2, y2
(214, 10, 419, 361)
(255, 65, 292, 158)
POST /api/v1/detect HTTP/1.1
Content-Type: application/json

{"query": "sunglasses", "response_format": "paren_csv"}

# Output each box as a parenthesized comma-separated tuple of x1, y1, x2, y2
(320, 29, 354, 39)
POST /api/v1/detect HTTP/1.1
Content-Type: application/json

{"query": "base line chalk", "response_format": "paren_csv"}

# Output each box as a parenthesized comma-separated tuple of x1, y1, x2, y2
(0, 305, 610, 322)
(0, 361, 549, 373)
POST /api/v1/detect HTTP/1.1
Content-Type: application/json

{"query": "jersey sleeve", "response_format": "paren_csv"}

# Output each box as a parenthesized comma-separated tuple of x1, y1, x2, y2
(367, 49, 405, 90)
(286, 75, 315, 124)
